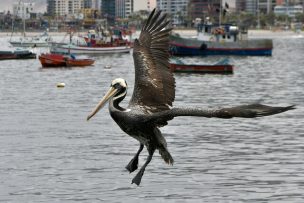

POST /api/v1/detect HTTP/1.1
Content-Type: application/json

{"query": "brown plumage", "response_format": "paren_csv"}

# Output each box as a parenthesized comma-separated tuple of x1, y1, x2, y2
(87, 9, 295, 186)
(130, 9, 175, 113)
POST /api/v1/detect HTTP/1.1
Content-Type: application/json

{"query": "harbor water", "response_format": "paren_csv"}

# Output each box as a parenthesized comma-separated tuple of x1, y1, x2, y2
(0, 34, 304, 202)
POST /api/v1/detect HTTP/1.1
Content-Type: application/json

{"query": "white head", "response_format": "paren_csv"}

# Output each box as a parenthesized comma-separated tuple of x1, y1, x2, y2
(87, 78, 128, 120)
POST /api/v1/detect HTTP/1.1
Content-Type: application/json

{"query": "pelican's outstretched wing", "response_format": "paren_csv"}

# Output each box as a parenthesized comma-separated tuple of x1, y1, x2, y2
(146, 104, 295, 126)
(129, 9, 175, 113)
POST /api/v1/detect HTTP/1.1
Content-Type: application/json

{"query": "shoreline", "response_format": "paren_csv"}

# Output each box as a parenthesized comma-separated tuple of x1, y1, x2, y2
(0, 29, 302, 38)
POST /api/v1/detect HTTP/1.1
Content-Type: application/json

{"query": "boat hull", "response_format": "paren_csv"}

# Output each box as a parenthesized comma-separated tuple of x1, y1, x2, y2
(39, 54, 66, 67)
(38, 53, 95, 67)
(0, 50, 36, 60)
(50, 44, 131, 55)
(169, 35, 273, 56)
(10, 41, 49, 48)
(66, 59, 95, 67)
(170, 63, 233, 74)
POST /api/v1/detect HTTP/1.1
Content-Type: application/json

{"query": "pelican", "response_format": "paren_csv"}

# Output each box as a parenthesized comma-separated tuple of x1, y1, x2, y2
(87, 9, 294, 186)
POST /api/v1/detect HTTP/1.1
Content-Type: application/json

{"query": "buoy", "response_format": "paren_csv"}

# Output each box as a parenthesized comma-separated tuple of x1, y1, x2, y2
(57, 83, 65, 88)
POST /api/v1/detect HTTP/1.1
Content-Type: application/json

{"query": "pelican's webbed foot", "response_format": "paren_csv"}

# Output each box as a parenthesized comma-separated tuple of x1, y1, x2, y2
(131, 147, 155, 186)
(125, 144, 144, 173)
(125, 157, 139, 173)
(132, 168, 145, 186)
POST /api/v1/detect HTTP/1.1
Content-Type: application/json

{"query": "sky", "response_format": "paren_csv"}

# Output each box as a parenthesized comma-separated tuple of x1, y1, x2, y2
(1, 0, 47, 12)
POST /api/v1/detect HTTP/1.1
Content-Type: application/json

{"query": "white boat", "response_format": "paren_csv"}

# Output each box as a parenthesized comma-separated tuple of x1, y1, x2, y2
(50, 43, 131, 55)
(9, 1, 52, 48)
(10, 31, 52, 47)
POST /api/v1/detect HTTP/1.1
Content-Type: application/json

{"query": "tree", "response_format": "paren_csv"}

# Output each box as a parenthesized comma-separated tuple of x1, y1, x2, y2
(295, 13, 304, 23)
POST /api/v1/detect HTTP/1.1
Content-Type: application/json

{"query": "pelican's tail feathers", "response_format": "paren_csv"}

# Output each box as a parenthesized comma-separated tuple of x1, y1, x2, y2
(159, 147, 174, 165)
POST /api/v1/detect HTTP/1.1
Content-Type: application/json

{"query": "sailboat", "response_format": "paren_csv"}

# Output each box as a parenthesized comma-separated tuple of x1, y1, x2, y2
(9, 1, 52, 47)
(10, 30, 52, 47)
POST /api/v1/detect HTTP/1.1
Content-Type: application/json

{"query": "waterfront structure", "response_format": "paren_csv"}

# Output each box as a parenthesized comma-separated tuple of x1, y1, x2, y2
(116, 0, 134, 18)
(238, 0, 303, 15)
(274, 4, 303, 16)
(236, 0, 246, 12)
(47, 0, 84, 17)
(157, 0, 189, 25)
(188, 0, 221, 21)
(13, 1, 35, 20)
(84, 0, 101, 9)
(258, 0, 277, 14)
(101, 0, 116, 23)
(134, 0, 156, 11)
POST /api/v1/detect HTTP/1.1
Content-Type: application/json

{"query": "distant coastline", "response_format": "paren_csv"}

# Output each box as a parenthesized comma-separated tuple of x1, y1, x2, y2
(0, 29, 302, 38)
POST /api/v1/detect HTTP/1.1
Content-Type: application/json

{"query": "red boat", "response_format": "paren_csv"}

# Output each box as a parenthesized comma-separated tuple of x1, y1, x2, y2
(39, 53, 94, 67)
(170, 58, 233, 74)
(39, 53, 66, 67)
(66, 58, 94, 67)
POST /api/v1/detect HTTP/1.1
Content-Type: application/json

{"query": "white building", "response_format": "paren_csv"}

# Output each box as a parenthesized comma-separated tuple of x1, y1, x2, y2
(156, 0, 188, 25)
(134, 0, 156, 12)
(13, 2, 35, 19)
(47, 0, 84, 17)
(274, 5, 303, 17)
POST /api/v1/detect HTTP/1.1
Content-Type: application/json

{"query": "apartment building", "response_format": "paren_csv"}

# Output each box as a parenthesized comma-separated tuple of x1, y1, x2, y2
(47, 0, 84, 17)
(134, 0, 156, 11)
(115, 0, 133, 18)
(157, 0, 189, 25)
(13, 1, 35, 19)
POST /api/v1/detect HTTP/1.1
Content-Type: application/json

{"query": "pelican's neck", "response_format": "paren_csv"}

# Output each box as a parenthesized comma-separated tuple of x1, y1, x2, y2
(109, 92, 126, 112)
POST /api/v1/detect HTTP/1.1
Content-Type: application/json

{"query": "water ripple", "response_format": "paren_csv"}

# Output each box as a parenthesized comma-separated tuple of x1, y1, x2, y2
(0, 36, 303, 202)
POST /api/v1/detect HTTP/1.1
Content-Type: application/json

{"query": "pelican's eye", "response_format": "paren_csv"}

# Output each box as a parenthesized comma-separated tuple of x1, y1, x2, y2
(113, 83, 123, 90)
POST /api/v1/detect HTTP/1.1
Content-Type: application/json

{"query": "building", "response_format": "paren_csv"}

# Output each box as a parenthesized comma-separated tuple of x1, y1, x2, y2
(134, 0, 156, 11)
(274, 4, 303, 16)
(13, 1, 35, 19)
(188, 0, 222, 21)
(245, 0, 257, 14)
(238, 0, 290, 15)
(47, 0, 84, 17)
(157, 0, 189, 25)
(115, 0, 133, 18)
(115, 0, 125, 18)
(236, 0, 246, 11)
(258, 0, 277, 14)
(101, 0, 116, 23)
(84, 0, 101, 9)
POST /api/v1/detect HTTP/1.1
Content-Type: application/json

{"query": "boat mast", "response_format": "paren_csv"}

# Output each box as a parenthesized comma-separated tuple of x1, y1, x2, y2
(219, 0, 222, 26)
(20, 0, 26, 37)
(10, 14, 15, 42)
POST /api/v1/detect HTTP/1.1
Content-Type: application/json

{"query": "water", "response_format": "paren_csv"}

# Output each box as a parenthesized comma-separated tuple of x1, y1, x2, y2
(1, 35, 304, 202)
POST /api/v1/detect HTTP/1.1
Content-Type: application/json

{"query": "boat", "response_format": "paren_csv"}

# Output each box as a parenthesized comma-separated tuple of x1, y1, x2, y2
(50, 27, 132, 55)
(169, 58, 233, 74)
(39, 53, 66, 67)
(66, 58, 95, 67)
(50, 43, 131, 55)
(169, 24, 273, 56)
(10, 31, 52, 47)
(0, 49, 36, 60)
(38, 53, 95, 67)
(80, 27, 132, 47)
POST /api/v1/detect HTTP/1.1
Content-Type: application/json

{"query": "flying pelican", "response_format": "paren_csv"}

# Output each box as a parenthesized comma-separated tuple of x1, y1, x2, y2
(87, 9, 294, 186)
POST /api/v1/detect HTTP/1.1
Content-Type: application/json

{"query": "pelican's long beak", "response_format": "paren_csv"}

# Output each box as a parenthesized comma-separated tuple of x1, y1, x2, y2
(87, 87, 118, 121)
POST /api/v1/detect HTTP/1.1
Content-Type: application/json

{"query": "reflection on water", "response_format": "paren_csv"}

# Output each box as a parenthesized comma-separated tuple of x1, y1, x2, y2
(0, 36, 304, 202)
